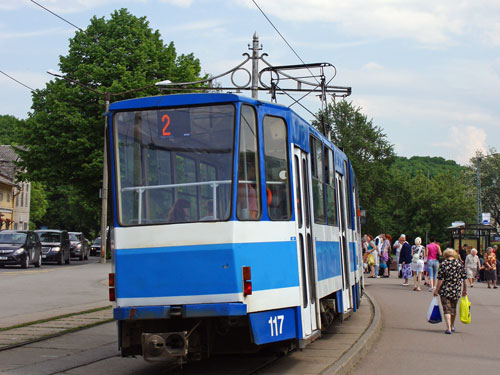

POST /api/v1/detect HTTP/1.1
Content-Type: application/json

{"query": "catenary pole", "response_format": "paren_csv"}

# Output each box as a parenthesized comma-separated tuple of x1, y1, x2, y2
(251, 32, 260, 99)
(100, 93, 110, 263)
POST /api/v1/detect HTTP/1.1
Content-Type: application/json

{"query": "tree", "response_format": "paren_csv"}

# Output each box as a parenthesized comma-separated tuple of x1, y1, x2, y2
(16, 8, 205, 233)
(313, 100, 395, 234)
(391, 156, 464, 178)
(29, 182, 48, 229)
(468, 149, 500, 226)
(0, 115, 22, 144)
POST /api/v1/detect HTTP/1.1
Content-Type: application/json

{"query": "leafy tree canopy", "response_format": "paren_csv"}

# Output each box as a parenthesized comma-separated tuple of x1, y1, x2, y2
(0, 115, 22, 144)
(16, 8, 205, 234)
(467, 148, 500, 226)
(313, 100, 395, 234)
(391, 156, 465, 178)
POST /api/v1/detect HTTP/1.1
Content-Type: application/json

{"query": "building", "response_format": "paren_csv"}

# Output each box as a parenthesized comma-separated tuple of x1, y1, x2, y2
(0, 145, 30, 230)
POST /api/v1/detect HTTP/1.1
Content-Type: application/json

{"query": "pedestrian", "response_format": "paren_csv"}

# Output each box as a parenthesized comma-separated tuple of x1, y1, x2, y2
(494, 245, 500, 278)
(433, 248, 467, 334)
(465, 248, 481, 287)
(393, 236, 402, 277)
(459, 244, 467, 263)
(366, 234, 379, 278)
(425, 236, 442, 292)
(383, 234, 392, 277)
(411, 237, 425, 291)
(362, 235, 369, 273)
(484, 247, 497, 289)
(398, 234, 412, 286)
(378, 234, 388, 277)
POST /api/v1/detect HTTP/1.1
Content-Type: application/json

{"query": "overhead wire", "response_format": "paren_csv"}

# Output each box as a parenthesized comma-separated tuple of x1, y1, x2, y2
(30, 0, 83, 31)
(251, 0, 333, 135)
(251, 0, 320, 85)
(0, 70, 35, 91)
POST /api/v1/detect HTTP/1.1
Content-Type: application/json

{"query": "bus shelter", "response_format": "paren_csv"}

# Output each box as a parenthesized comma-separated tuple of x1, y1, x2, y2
(446, 223, 496, 255)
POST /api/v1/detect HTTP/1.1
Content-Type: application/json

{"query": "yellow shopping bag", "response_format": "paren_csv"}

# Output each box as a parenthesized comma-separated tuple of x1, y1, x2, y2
(459, 296, 471, 324)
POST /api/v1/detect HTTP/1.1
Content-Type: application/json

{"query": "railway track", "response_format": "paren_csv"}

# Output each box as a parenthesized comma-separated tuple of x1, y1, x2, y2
(0, 306, 113, 351)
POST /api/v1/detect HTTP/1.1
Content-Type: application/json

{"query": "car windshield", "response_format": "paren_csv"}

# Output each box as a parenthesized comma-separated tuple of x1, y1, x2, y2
(69, 233, 80, 241)
(94, 238, 101, 245)
(0, 233, 26, 244)
(114, 104, 235, 225)
(38, 232, 61, 242)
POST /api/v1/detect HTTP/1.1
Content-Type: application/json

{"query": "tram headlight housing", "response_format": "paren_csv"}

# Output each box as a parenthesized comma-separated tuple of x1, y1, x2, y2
(243, 266, 252, 296)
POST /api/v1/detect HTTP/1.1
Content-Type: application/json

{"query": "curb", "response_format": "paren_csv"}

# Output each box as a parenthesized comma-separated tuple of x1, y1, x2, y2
(321, 290, 382, 375)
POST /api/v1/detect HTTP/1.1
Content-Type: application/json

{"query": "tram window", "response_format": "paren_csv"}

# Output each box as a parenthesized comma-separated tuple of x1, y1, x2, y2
(294, 155, 303, 229)
(325, 148, 337, 226)
(310, 136, 326, 224)
(263, 116, 291, 220)
(114, 104, 234, 225)
(237, 105, 261, 220)
(344, 161, 353, 229)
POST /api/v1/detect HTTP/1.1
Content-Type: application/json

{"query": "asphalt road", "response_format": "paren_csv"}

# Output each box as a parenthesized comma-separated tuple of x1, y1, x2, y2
(351, 275, 500, 374)
(0, 258, 110, 328)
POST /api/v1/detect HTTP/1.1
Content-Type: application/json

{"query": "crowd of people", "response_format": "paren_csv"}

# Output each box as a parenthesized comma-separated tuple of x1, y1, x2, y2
(362, 233, 500, 333)
(362, 234, 499, 289)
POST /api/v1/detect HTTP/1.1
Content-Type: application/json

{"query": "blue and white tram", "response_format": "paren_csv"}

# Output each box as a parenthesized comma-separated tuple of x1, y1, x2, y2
(107, 93, 363, 362)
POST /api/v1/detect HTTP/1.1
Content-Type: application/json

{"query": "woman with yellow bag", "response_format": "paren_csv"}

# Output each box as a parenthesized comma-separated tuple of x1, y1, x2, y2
(365, 234, 378, 278)
(433, 248, 467, 334)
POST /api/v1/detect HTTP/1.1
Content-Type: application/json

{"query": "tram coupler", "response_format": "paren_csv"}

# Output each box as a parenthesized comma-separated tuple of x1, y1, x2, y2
(141, 331, 188, 363)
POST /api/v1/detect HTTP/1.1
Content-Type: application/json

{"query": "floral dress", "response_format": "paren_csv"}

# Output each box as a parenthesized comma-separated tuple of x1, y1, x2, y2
(437, 258, 466, 300)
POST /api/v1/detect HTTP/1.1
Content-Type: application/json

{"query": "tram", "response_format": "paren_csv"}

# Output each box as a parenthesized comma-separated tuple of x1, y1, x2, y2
(107, 92, 363, 363)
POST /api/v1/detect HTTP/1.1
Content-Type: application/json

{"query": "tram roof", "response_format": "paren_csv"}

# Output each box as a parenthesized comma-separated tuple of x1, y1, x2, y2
(108, 93, 288, 112)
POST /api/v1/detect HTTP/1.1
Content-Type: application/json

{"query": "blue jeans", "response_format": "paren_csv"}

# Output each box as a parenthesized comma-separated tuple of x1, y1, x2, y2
(427, 259, 439, 280)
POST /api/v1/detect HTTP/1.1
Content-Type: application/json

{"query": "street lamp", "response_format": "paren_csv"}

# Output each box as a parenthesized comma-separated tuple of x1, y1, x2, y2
(476, 152, 499, 224)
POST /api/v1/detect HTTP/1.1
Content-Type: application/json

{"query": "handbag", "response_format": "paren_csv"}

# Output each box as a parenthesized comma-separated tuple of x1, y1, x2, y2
(367, 254, 375, 266)
(427, 296, 442, 324)
(459, 296, 471, 324)
(412, 246, 422, 263)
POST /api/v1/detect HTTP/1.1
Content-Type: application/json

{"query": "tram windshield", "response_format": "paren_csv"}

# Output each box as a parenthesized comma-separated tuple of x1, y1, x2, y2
(114, 104, 235, 225)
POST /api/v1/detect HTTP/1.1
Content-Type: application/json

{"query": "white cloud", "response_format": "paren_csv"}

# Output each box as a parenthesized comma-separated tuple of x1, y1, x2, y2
(159, 0, 193, 7)
(433, 126, 487, 164)
(172, 19, 226, 32)
(26, 0, 147, 13)
(0, 27, 70, 40)
(238, 0, 500, 47)
(484, 22, 500, 46)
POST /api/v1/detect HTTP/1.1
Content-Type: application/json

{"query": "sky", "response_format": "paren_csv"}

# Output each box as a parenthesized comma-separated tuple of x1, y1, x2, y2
(1, 0, 499, 165)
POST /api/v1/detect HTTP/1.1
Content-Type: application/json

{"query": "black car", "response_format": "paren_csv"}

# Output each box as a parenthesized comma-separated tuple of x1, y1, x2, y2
(0, 230, 42, 268)
(90, 237, 101, 256)
(69, 232, 90, 260)
(35, 230, 71, 265)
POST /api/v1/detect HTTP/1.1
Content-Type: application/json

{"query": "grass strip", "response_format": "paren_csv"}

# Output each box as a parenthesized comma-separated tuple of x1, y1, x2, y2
(0, 305, 112, 332)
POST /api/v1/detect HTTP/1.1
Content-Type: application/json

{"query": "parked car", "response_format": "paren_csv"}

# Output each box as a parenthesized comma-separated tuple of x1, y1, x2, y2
(90, 237, 101, 256)
(35, 230, 71, 265)
(69, 232, 90, 260)
(0, 230, 42, 268)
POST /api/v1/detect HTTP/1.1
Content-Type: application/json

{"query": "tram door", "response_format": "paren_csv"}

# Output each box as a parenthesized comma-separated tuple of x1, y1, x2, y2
(336, 172, 352, 312)
(293, 148, 318, 337)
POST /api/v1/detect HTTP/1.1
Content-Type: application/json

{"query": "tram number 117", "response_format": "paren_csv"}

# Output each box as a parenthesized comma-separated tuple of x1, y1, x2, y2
(268, 315, 284, 337)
